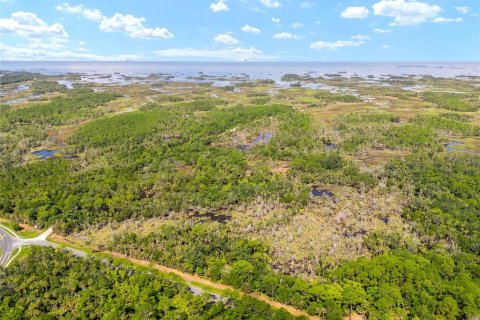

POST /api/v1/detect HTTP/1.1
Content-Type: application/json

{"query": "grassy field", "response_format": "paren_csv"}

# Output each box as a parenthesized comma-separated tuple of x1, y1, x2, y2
(0, 220, 42, 238)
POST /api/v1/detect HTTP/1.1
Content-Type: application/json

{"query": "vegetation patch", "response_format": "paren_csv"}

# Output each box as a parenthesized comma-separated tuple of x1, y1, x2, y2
(0, 247, 300, 319)
(313, 91, 362, 104)
(30, 80, 67, 95)
(422, 92, 480, 112)
(0, 71, 43, 85)
(386, 153, 480, 254)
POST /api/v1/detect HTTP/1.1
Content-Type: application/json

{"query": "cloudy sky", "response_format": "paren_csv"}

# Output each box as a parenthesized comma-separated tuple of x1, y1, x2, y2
(0, 0, 479, 61)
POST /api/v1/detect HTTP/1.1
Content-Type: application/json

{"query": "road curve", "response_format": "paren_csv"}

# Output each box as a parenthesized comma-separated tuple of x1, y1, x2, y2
(0, 227, 14, 267)
(0, 225, 86, 267)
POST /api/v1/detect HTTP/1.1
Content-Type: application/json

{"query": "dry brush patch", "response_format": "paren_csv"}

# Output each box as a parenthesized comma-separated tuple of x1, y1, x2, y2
(248, 186, 418, 277)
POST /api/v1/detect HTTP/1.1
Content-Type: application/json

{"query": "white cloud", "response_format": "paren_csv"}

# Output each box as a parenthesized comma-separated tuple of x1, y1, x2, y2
(27, 41, 65, 50)
(241, 24, 261, 33)
(374, 28, 392, 33)
(56, 3, 173, 39)
(273, 32, 300, 39)
(0, 42, 140, 61)
(432, 17, 462, 23)
(382, 44, 390, 49)
(310, 34, 369, 50)
(310, 40, 361, 50)
(260, 0, 281, 9)
(99, 13, 173, 39)
(300, 2, 314, 9)
(291, 22, 303, 28)
(56, 3, 103, 21)
(272, 17, 281, 23)
(372, 0, 442, 26)
(341, 7, 370, 19)
(155, 46, 275, 61)
(351, 34, 370, 41)
(0, 11, 68, 40)
(210, 0, 229, 12)
(454, 6, 470, 14)
(214, 33, 240, 45)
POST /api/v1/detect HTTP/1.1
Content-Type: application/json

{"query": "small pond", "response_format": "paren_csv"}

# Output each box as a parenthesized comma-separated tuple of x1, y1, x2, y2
(33, 149, 59, 160)
(238, 132, 273, 151)
(445, 141, 478, 154)
(311, 189, 334, 198)
(192, 212, 231, 224)
(251, 132, 272, 146)
(15, 84, 30, 93)
(446, 141, 464, 151)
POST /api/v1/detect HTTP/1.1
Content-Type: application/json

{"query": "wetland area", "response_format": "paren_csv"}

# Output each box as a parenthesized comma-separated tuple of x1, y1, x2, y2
(1, 62, 479, 320)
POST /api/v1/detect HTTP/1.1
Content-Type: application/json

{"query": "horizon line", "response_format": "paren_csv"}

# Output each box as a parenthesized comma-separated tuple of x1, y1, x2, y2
(2, 60, 480, 63)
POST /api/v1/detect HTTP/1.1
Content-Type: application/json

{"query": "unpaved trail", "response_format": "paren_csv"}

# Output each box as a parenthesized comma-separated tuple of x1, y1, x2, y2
(103, 250, 318, 320)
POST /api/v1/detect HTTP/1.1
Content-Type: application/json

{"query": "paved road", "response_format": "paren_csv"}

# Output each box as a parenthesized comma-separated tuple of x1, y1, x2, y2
(0, 227, 14, 267)
(0, 225, 86, 267)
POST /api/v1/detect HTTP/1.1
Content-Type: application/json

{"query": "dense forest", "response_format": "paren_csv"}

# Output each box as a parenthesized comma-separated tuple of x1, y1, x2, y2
(386, 154, 480, 254)
(0, 247, 300, 319)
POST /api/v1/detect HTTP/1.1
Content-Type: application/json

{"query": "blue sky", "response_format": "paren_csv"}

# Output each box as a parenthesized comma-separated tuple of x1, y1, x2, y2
(0, 0, 479, 61)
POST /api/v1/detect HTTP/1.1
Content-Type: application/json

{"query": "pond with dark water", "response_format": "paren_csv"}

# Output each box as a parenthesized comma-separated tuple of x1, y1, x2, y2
(311, 189, 334, 198)
(192, 212, 231, 224)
